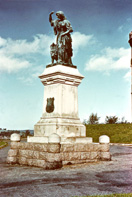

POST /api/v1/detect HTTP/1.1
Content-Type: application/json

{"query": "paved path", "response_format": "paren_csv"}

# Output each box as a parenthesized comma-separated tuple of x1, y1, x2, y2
(0, 144, 132, 197)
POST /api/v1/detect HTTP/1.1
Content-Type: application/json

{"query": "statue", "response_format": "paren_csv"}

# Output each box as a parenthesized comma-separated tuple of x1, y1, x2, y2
(49, 11, 73, 65)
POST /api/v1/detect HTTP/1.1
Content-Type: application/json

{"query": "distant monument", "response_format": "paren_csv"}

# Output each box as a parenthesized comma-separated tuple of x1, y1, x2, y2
(7, 12, 111, 169)
(128, 31, 132, 121)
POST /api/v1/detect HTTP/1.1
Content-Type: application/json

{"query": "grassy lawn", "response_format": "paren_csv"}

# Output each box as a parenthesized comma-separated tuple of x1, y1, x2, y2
(0, 141, 8, 149)
(86, 123, 132, 144)
(90, 194, 132, 197)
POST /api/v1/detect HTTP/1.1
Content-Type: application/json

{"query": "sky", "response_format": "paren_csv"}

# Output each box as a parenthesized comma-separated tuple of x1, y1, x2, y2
(0, 0, 132, 130)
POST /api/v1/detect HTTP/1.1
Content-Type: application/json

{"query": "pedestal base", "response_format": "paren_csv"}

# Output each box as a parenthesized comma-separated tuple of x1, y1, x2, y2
(27, 136, 93, 144)
(27, 116, 87, 143)
(34, 117, 85, 137)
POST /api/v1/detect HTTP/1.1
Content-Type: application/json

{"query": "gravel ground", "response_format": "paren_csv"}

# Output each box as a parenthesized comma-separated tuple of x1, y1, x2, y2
(0, 144, 132, 197)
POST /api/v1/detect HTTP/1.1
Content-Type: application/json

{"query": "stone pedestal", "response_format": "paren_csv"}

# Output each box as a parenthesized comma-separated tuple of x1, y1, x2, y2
(28, 64, 87, 143)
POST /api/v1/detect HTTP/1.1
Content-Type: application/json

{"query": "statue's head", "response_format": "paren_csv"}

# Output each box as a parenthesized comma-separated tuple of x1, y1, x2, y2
(56, 11, 66, 20)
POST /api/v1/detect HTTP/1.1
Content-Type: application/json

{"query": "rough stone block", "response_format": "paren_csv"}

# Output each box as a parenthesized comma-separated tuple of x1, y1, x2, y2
(90, 152, 98, 160)
(46, 153, 61, 162)
(18, 157, 27, 165)
(17, 142, 26, 149)
(7, 156, 17, 164)
(41, 144, 48, 152)
(27, 159, 37, 166)
(92, 144, 100, 152)
(63, 152, 81, 161)
(80, 152, 90, 160)
(39, 152, 46, 160)
(25, 143, 35, 150)
(36, 160, 47, 168)
(18, 149, 31, 158)
(60, 144, 74, 152)
(33, 151, 40, 159)
(85, 144, 94, 152)
(48, 143, 60, 153)
(21, 143, 34, 150)
(100, 144, 109, 152)
(46, 162, 62, 170)
(18, 143, 35, 150)
(100, 152, 111, 161)
(10, 142, 19, 149)
(33, 144, 47, 152)
(27, 150, 34, 159)
(74, 144, 87, 152)
(8, 149, 18, 157)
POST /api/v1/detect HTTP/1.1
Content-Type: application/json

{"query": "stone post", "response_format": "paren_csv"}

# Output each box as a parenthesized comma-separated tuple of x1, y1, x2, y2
(46, 133, 62, 169)
(99, 135, 111, 161)
(7, 133, 21, 164)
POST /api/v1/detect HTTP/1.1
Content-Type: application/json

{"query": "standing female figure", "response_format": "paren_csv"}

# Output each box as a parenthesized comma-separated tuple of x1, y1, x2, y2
(49, 11, 73, 65)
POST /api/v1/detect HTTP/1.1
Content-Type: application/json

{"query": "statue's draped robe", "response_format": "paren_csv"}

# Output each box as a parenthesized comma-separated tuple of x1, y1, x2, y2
(51, 19, 73, 64)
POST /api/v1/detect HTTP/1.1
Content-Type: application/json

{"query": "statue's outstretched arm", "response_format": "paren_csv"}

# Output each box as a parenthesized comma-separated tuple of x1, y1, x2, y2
(49, 11, 54, 26)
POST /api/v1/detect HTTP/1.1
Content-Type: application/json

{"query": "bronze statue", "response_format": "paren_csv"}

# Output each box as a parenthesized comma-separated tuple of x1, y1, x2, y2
(49, 11, 73, 65)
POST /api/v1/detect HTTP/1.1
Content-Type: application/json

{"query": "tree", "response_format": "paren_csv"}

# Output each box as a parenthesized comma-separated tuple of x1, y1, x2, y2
(105, 116, 118, 124)
(82, 119, 87, 125)
(120, 117, 128, 124)
(87, 113, 100, 124)
(25, 130, 30, 137)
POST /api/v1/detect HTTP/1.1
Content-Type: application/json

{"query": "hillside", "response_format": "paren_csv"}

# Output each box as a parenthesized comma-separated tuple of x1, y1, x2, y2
(86, 123, 132, 144)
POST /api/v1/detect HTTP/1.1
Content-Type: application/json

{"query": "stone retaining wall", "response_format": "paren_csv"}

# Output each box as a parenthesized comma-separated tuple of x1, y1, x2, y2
(7, 140, 111, 169)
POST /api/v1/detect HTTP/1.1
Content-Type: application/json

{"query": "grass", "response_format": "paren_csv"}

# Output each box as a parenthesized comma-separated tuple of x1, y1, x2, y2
(90, 194, 132, 197)
(73, 193, 132, 197)
(0, 141, 8, 149)
(86, 123, 132, 144)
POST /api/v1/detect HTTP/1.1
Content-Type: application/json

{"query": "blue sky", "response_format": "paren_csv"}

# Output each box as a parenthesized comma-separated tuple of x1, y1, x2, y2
(0, 0, 132, 129)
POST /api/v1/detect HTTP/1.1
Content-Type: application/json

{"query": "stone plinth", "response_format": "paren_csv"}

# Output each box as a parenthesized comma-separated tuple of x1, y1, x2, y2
(28, 64, 86, 143)
(7, 137, 111, 169)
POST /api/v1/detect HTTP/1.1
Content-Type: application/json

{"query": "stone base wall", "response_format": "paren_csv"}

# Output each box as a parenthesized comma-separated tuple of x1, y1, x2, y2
(7, 141, 111, 170)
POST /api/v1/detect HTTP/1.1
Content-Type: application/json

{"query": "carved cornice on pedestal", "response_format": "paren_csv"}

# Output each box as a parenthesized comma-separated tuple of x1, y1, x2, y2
(39, 64, 84, 86)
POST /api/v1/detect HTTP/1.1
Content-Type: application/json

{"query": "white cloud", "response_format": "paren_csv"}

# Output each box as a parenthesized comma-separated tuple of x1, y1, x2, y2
(0, 34, 55, 56)
(0, 32, 94, 73)
(0, 53, 31, 73)
(0, 37, 7, 47)
(72, 32, 94, 56)
(85, 47, 130, 72)
(0, 34, 55, 73)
